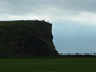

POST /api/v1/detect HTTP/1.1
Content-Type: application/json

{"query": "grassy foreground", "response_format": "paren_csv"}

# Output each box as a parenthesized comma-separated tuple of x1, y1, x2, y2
(0, 58, 96, 72)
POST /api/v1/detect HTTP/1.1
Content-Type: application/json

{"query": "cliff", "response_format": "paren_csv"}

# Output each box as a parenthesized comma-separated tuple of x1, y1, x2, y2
(0, 20, 59, 58)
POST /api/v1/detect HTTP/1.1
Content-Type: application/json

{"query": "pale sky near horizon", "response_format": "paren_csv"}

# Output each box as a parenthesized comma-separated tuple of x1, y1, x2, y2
(0, 0, 96, 53)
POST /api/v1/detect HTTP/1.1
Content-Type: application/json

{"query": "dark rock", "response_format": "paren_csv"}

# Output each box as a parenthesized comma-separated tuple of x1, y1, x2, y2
(0, 20, 59, 58)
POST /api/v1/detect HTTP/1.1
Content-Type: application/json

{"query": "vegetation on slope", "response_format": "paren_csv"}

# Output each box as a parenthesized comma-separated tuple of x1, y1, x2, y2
(0, 20, 59, 58)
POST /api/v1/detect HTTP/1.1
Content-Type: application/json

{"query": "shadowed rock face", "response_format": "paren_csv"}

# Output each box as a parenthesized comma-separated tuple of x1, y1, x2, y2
(0, 20, 59, 58)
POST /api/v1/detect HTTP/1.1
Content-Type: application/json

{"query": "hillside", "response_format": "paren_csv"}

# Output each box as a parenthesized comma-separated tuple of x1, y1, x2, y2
(0, 20, 59, 58)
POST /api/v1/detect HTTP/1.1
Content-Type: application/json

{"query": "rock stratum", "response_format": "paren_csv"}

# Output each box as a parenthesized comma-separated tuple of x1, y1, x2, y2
(0, 20, 59, 58)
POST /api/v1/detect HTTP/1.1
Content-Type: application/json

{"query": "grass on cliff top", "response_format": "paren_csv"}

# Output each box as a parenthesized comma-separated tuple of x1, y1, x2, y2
(0, 58, 96, 72)
(0, 20, 51, 26)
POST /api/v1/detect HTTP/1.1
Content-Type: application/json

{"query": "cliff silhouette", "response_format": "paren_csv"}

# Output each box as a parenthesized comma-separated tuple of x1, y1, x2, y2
(0, 20, 59, 58)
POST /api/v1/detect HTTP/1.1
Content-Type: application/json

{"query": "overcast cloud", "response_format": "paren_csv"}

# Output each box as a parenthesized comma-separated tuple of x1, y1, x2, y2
(1, 0, 96, 24)
(0, 0, 96, 53)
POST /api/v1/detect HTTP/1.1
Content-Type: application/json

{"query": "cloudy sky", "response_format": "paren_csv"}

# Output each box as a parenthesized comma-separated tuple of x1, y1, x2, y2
(1, 0, 96, 53)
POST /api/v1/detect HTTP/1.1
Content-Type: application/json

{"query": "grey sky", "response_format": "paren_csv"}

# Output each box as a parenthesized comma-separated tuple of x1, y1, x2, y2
(0, 0, 96, 24)
(1, 0, 96, 15)
(0, 0, 96, 53)
(53, 22, 96, 53)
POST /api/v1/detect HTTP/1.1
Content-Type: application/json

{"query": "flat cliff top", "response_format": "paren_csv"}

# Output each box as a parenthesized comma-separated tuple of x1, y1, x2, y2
(0, 20, 51, 26)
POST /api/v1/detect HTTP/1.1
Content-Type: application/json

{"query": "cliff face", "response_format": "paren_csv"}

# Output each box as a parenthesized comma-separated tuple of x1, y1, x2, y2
(0, 20, 59, 58)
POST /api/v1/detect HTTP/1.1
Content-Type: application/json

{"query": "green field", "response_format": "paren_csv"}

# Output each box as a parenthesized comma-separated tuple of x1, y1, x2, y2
(0, 58, 96, 72)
